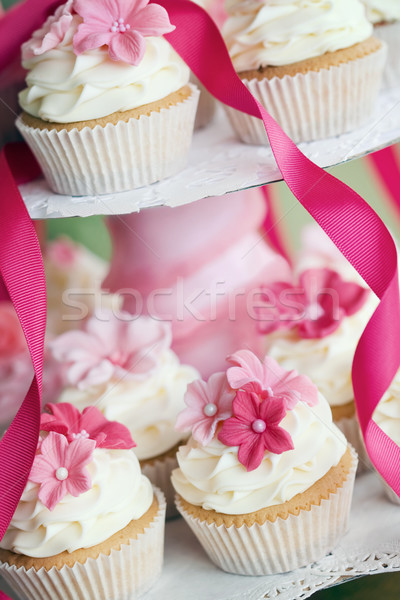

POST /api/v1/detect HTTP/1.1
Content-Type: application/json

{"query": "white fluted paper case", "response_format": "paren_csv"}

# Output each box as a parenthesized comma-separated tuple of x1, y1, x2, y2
(16, 85, 199, 196)
(334, 414, 371, 474)
(175, 449, 358, 576)
(224, 45, 386, 144)
(142, 453, 180, 519)
(373, 23, 400, 89)
(0, 487, 166, 600)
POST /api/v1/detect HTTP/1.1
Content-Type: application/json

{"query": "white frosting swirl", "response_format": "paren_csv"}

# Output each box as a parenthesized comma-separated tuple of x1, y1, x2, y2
(20, 15, 190, 123)
(59, 350, 199, 460)
(373, 369, 400, 444)
(172, 393, 347, 514)
(223, 0, 373, 70)
(0, 448, 153, 557)
(362, 0, 400, 24)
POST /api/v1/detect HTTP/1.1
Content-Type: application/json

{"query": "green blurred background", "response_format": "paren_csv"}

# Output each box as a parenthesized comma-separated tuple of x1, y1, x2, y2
(2, 0, 400, 597)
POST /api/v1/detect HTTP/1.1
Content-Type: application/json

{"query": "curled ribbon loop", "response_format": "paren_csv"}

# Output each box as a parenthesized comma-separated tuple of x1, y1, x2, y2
(0, 1, 398, 550)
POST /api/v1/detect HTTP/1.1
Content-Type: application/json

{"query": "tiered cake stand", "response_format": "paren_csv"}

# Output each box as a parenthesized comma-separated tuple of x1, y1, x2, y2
(4, 84, 400, 600)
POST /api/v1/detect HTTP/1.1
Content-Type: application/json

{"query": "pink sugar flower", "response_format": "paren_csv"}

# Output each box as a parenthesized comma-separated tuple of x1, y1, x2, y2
(73, 0, 175, 65)
(41, 403, 136, 449)
(50, 311, 171, 389)
(256, 268, 369, 339)
(47, 237, 78, 269)
(0, 301, 27, 359)
(175, 372, 235, 446)
(29, 431, 95, 511)
(21, 1, 75, 61)
(227, 350, 318, 409)
(218, 390, 294, 471)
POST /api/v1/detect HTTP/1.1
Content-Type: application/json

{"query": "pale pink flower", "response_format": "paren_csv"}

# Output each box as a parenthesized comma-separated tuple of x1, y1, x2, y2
(227, 350, 318, 409)
(50, 311, 172, 389)
(21, 1, 75, 61)
(256, 268, 369, 339)
(29, 431, 95, 511)
(175, 372, 235, 446)
(218, 390, 294, 472)
(73, 0, 175, 65)
(41, 402, 135, 449)
(47, 237, 78, 269)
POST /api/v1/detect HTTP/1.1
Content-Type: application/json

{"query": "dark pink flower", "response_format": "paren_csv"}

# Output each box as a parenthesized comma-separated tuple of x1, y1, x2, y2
(218, 390, 293, 471)
(175, 372, 234, 445)
(227, 350, 318, 409)
(73, 0, 175, 65)
(41, 403, 136, 449)
(50, 311, 171, 389)
(29, 431, 95, 511)
(256, 268, 369, 339)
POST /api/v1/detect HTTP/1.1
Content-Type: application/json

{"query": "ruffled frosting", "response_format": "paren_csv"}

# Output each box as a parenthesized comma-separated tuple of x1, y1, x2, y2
(223, 0, 373, 70)
(20, 14, 189, 123)
(172, 393, 347, 514)
(59, 350, 199, 460)
(0, 447, 153, 557)
(362, 0, 400, 24)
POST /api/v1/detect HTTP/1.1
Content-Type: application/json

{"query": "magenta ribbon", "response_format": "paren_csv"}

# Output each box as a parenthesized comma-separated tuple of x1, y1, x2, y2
(0, 0, 399, 551)
(0, 145, 45, 541)
(367, 146, 400, 230)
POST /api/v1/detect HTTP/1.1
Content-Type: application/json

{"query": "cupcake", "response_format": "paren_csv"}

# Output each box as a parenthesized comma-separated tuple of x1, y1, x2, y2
(222, 0, 386, 143)
(44, 236, 118, 336)
(256, 266, 377, 467)
(362, 0, 400, 88)
(16, 0, 199, 196)
(373, 370, 400, 504)
(50, 310, 199, 516)
(172, 350, 357, 575)
(0, 404, 166, 600)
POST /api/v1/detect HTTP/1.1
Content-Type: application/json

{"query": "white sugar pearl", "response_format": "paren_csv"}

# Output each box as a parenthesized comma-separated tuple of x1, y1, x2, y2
(56, 467, 68, 481)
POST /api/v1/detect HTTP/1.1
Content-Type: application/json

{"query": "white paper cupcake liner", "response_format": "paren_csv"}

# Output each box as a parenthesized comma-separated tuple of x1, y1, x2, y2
(16, 84, 199, 196)
(374, 22, 400, 89)
(0, 487, 166, 600)
(142, 453, 180, 519)
(190, 75, 216, 129)
(175, 448, 357, 576)
(334, 413, 371, 473)
(224, 45, 387, 144)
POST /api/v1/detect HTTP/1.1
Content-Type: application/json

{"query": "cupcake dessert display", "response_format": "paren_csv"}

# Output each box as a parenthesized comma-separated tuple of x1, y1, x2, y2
(16, 0, 199, 195)
(0, 403, 166, 600)
(50, 310, 199, 515)
(256, 266, 376, 465)
(362, 0, 400, 88)
(373, 370, 400, 504)
(222, 0, 386, 143)
(172, 349, 357, 575)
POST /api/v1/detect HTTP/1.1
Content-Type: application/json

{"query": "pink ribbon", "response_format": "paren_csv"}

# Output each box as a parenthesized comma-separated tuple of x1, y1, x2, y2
(367, 147, 400, 230)
(0, 145, 45, 541)
(0, 0, 399, 554)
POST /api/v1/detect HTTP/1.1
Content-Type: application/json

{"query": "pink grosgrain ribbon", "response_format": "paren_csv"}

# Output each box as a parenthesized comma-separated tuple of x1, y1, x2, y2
(0, 144, 45, 541)
(0, 2, 398, 550)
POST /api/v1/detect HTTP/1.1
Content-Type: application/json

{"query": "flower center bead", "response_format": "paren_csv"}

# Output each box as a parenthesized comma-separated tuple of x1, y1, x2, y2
(55, 467, 69, 481)
(203, 403, 217, 417)
(72, 429, 90, 440)
(110, 17, 131, 33)
(252, 419, 266, 433)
